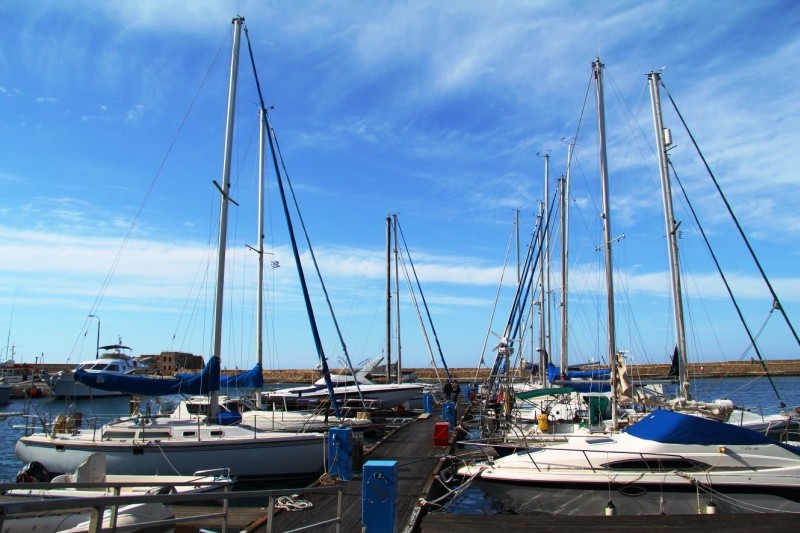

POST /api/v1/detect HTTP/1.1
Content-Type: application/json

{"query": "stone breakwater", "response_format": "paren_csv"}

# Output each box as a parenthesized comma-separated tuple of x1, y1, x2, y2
(258, 359, 800, 382)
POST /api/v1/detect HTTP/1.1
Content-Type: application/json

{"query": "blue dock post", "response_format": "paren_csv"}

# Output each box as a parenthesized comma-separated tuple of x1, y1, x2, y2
(422, 392, 434, 413)
(327, 426, 353, 481)
(442, 401, 456, 430)
(363, 460, 397, 532)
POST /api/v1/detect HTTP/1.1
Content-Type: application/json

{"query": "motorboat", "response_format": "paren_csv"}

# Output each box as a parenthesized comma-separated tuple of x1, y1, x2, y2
(263, 356, 424, 411)
(172, 395, 373, 432)
(458, 409, 800, 515)
(49, 342, 146, 399)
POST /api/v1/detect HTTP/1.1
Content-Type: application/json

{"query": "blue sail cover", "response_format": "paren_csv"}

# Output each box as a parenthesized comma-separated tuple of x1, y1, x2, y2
(75, 356, 221, 396)
(624, 408, 793, 448)
(220, 363, 263, 389)
(547, 363, 611, 393)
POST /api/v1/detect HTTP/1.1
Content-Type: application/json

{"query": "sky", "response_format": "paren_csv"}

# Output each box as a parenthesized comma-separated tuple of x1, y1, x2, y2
(1, 1, 799, 372)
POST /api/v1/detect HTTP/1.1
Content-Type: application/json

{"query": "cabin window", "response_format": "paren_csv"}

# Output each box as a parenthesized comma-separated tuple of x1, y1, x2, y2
(603, 458, 707, 472)
(210, 430, 224, 437)
(185, 404, 209, 415)
(103, 431, 137, 440)
(182, 431, 197, 437)
(106, 364, 121, 372)
(140, 431, 171, 439)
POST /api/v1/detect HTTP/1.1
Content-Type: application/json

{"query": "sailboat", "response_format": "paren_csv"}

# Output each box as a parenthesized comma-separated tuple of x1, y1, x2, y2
(14, 17, 326, 479)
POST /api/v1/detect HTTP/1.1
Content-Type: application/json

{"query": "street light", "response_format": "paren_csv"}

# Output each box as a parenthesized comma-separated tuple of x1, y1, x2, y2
(88, 314, 100, 359)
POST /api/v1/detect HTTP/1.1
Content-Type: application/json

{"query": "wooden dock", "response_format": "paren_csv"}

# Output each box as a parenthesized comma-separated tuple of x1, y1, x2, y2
(253, 410, 454, 532)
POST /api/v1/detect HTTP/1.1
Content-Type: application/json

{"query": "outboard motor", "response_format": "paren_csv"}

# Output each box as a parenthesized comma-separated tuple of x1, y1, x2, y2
(16, 461, 51, 483)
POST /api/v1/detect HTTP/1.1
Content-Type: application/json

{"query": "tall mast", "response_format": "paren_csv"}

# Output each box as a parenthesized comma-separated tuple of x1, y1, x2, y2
(559, 142, 573, 374)
(254, 108, 266, 408)
(593, 57, 618, 430)
(209, 16, 244, 420)
(543, 154, 551, 369)
(385, 215, 392, 383)
(393, 214, 402, 383)
(536, 201, 546, 384)
(648, 71, 690, 400)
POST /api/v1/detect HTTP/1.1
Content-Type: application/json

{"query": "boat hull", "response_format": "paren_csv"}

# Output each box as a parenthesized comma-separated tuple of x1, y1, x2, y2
(49, 377, 130, 399)
(474, 476, 800, 515)
(15, 429, 325, 479)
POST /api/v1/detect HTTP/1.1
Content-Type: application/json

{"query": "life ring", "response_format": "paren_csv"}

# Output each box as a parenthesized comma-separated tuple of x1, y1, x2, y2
(27, 387, 41, 398)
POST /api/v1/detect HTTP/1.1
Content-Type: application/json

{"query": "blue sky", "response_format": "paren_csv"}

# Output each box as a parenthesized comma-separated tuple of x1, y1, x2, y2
(1, 1, 799, 372)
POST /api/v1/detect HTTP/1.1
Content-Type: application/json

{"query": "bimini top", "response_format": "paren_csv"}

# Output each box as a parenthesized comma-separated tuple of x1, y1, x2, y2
(625, 408, 796, 450)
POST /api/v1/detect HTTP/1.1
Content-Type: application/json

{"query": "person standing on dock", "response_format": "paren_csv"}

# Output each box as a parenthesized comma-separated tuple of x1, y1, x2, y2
(452, 381, 461, 404)
(443, 380, 453, 401)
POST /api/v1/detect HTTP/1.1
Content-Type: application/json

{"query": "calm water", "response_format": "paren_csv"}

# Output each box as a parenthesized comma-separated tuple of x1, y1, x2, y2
(1, 376, 798, 511)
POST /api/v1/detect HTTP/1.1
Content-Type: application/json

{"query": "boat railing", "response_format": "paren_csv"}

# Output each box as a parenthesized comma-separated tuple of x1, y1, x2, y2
(0, 481, 344, 533)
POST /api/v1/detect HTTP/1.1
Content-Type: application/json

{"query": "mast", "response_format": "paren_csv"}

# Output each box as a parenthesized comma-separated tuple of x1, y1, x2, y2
(559, 141, 573, 374)
(393, 214, 402, 383)
(385, 215, 392, 383)
(254, 107, 266, 408)
(594, 57, 618, 430)
(648, 70, 690, 400)
(209, 16, 244, 420)
(536, 202, 545, 383)
(543, 154, 551, 371)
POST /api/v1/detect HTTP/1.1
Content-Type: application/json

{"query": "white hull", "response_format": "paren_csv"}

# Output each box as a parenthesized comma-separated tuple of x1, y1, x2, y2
(459, 410, 800, 515)
(15, 419, 326, 479)
(265, 383, 424, 410)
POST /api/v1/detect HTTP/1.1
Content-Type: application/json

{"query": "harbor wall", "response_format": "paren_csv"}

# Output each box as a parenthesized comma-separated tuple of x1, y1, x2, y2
(256, 359, 800, 383)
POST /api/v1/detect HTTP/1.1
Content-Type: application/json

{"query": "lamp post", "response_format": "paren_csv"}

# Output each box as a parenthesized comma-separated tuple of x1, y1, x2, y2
(88, 314, 100, 359)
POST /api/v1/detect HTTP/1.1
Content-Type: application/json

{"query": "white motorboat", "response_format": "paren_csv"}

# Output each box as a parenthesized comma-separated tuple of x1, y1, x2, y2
(49, 342, 145, 399)
(263, 356, 424, 411)
(458, 409, 800, 515)
(172, 395, 372, 432)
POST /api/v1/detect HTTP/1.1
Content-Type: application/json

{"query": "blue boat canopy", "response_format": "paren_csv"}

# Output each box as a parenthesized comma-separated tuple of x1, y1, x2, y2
(625, 408, 782, 447)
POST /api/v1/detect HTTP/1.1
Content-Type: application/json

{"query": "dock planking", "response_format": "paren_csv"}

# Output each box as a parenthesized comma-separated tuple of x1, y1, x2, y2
(254, 409, 455, 532)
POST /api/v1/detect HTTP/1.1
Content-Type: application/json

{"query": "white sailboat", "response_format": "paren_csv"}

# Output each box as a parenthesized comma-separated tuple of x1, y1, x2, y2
(14, 17, 326, 480)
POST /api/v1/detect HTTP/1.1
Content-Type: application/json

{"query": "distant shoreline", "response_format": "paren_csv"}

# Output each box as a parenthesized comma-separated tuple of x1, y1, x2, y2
(255, 359, 800, 383)
(12, 359, 800, 384)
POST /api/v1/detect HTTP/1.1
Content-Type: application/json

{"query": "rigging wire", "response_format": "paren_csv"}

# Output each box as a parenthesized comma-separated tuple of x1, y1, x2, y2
(659, 78, 800, 351)
(66, 27, 233, 362)
(243, 24, 348, 415)
(669, 161, 785, 407)
(395, 217, 452, 380)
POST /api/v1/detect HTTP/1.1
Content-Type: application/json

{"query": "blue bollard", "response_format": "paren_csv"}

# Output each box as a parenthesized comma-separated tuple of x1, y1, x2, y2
(422, 392, 434, 414)
(363, 460, 397, 532)
(442, 401, 456, 430)
(327, 426, 353, 481)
